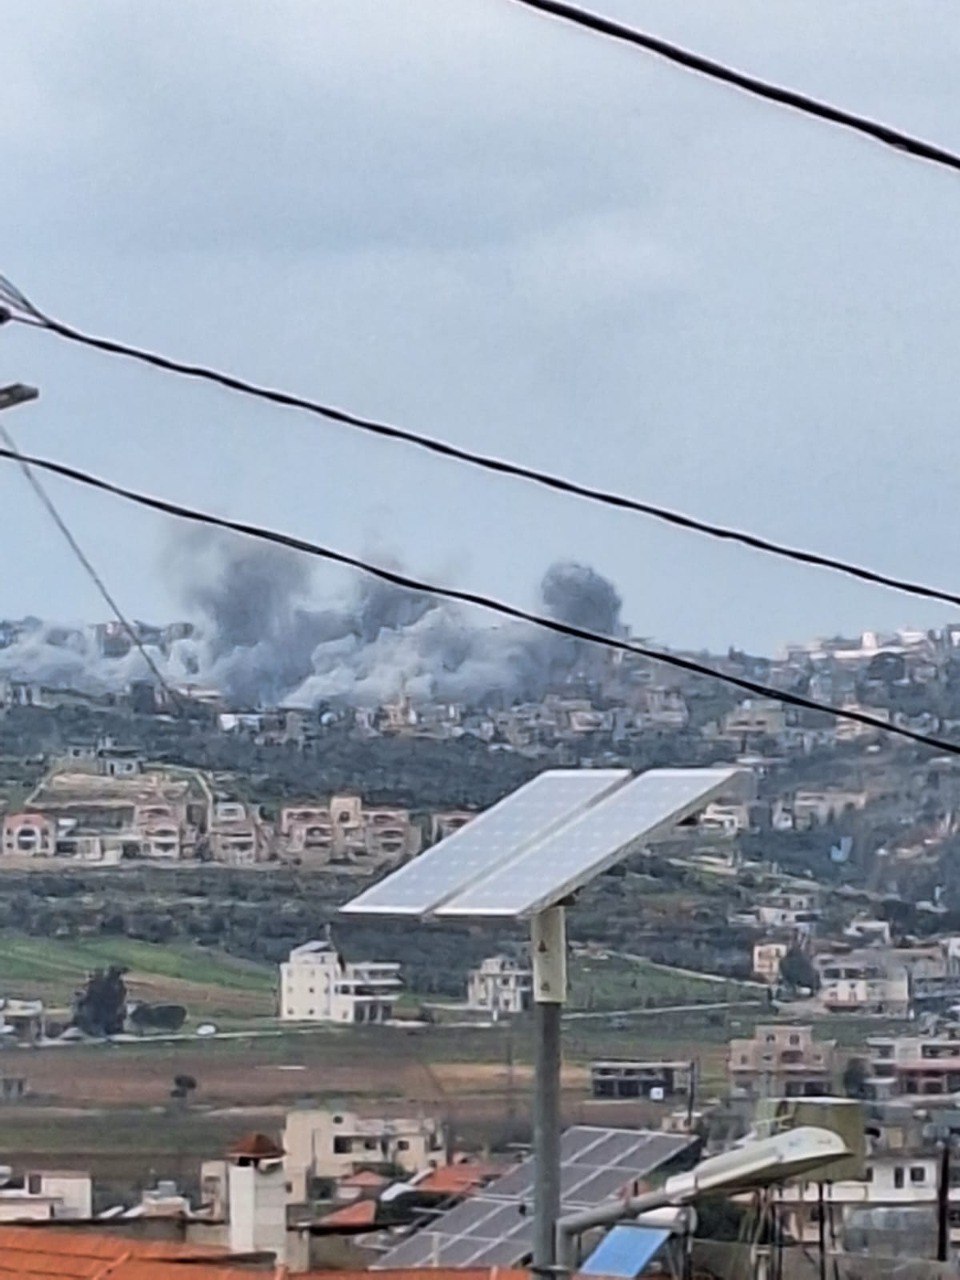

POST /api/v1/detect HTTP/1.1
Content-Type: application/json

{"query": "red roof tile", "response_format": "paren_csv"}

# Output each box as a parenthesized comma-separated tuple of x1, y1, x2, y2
(318, 1199, 379, 1228)
(226, 1131, 284, 1160)
(414, 1162, 504, 1196)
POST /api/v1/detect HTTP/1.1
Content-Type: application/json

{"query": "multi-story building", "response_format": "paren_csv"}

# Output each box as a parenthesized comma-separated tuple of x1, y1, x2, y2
(753, 941, 790, 985)
(208, 799, 270, 865)
(429, 811, 474, 843)
(1, 813, 56, 857)
(279, 940, 401, 1024)
(868, 1033, 960, 1097)
(466, 955, 533, 1017)
(721, 699, 788, 743)
(728, 1024, 836, 1099)
(278, 797, 420, 866)
(590, 1060, 693, 1100)
(816, 951, 910, 1017)
(283, 1108, 445, 1202)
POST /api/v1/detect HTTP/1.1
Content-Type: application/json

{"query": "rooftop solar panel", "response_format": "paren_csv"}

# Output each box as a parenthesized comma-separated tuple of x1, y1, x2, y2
(436, 768, 741, 917)
(372, 1127, 693, 1270)
(340, 769, 630, 917)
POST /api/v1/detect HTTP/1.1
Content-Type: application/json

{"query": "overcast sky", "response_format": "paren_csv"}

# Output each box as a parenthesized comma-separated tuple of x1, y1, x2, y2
(3, 0, 960, 655)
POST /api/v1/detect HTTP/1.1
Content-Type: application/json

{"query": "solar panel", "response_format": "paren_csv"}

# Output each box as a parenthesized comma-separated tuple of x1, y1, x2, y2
(372, 1127, 693, 1269)
(436, 768, 740, 918)
(340, 769, 629, 916)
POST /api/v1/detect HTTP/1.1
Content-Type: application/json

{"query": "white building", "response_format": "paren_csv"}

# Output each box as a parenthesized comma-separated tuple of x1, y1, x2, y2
(466, 955, 532, 1017)
(280, 940, 401, 1024)
(0, 1169, 91, 1222)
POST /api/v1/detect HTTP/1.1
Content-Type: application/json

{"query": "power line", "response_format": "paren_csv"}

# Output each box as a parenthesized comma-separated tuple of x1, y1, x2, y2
(506, 0, 960, 176)
(0, 419, 183, 711)
(3, 287, 960, 614)
(0, 441, 956, 758)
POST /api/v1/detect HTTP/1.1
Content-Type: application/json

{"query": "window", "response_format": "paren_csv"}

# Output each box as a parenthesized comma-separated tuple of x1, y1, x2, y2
(789, 1034, 800, 1046)
(364, 1139, 377, 1151)
(865, 1167, 874, 1183)
(333, 1136, 351, 1154)
(910, 1166, 926, 1185)
(397, 1139, 410, 1151)
(894, 1167, 905, 1189)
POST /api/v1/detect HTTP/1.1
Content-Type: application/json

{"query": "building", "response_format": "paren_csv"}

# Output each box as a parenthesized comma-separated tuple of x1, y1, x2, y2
(1, 812, 55, 857)
(208, 799, 270, 865)
(0, 1169, 92, 1221)
(429, 810, 474, 843)
(280, 940, 401, 1024)
(283, 1108, 446, 1202)
(867, 1033, 960, 1096)
(721, 699, 788, 743)
(752, 941, 790, 985)
(590, 1060, 693, 1100)
(466, 955, 532, 1016)
(816, 951, 911, 1016)
(698, 801, 752, 835)
(0, 999, 44, 1044)
(790, 788, 869, 831)
(278, 798, 420, 866)
(728, 1024, 836, 1099)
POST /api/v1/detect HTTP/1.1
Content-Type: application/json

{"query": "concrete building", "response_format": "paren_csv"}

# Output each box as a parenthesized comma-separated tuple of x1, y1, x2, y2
(284, 1108, 446, 1202)
(816, 951, 911, 1016)
(868, 1033, 960, 1096)
(280, 940, 401, 1024)
(0, 1170, 91, 1222)
(752, 941, 790, 985)
(0, 1000, 44, 1044)
(199, 1133, 287, 1266)
(466, 955, 532, 1017)
(208, 799, 270, 865)
(722, 699, 788, 742)
(1, 813, 55, 857)
(590, 1060, 693, 1100)
(728, 1024, 836, 1099)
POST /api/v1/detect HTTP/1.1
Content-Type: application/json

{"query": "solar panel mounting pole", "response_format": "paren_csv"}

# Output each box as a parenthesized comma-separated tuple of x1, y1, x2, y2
(532, 904, 566, 1275)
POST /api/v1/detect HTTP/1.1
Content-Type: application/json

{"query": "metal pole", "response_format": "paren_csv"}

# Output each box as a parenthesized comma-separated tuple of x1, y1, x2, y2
(532, 905, 567, 1274)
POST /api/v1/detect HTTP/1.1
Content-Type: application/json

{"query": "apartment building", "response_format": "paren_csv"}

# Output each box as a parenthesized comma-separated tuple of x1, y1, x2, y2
(279, 940, 401, 1024)
(429, 810, 474, 843)
(728, 1024, 836, 1099)
(1, 813, 55, 857)
(466, 955, 533, 1016)
(753, 941, 790, 985)
(868, 1033, 960, 1096)
(284, 1108, 445, 1202)
(721, 699, 788, 742)
(208, 799, 270, 865)
(590, 1060, 693, 1100)
(278, 796, 420, 866)
(816, 951, 910, 1017)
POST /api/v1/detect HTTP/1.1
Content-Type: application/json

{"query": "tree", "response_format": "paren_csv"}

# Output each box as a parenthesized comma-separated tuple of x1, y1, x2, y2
(72, 965, 128, 1037)
(171, 1073, 198, 1105)
(778, 947, 818, 993)
(843, 1056, 870, 1100)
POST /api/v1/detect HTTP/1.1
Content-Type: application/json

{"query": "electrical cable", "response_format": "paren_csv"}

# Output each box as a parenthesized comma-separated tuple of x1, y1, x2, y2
(3, 285, 960, 613)
(0, 441, 957, 758)
(506, 0, 960, 176)
(0, 422, 184, 712)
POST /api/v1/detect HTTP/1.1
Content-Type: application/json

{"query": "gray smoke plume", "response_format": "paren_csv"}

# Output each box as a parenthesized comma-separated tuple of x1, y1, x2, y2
(0, 531, 625, 708)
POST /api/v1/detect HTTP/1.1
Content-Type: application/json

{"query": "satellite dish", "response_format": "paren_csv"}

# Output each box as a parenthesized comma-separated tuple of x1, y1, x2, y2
(196, 1023, 218, 1038)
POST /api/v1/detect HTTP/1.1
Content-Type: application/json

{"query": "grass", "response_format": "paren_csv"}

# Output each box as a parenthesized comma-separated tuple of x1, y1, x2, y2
(0, 934, 276, 1015)
(566, 952, 756, 1013)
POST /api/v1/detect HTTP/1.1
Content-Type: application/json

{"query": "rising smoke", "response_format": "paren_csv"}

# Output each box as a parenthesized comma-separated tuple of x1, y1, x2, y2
(0, 530, 625, 708)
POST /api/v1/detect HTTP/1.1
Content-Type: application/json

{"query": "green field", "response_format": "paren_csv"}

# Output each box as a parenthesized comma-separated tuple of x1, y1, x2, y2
(566, 952, 756, 1013)
(0, 933, 275, 1007)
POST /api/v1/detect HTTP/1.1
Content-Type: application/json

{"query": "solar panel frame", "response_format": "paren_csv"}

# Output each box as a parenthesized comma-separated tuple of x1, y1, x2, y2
(339, 769, 630, 917)
(436, 768, 743, 918)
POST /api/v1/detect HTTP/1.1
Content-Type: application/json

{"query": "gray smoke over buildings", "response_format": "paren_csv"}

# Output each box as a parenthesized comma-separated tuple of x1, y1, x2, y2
(0, 530, 626, 707)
